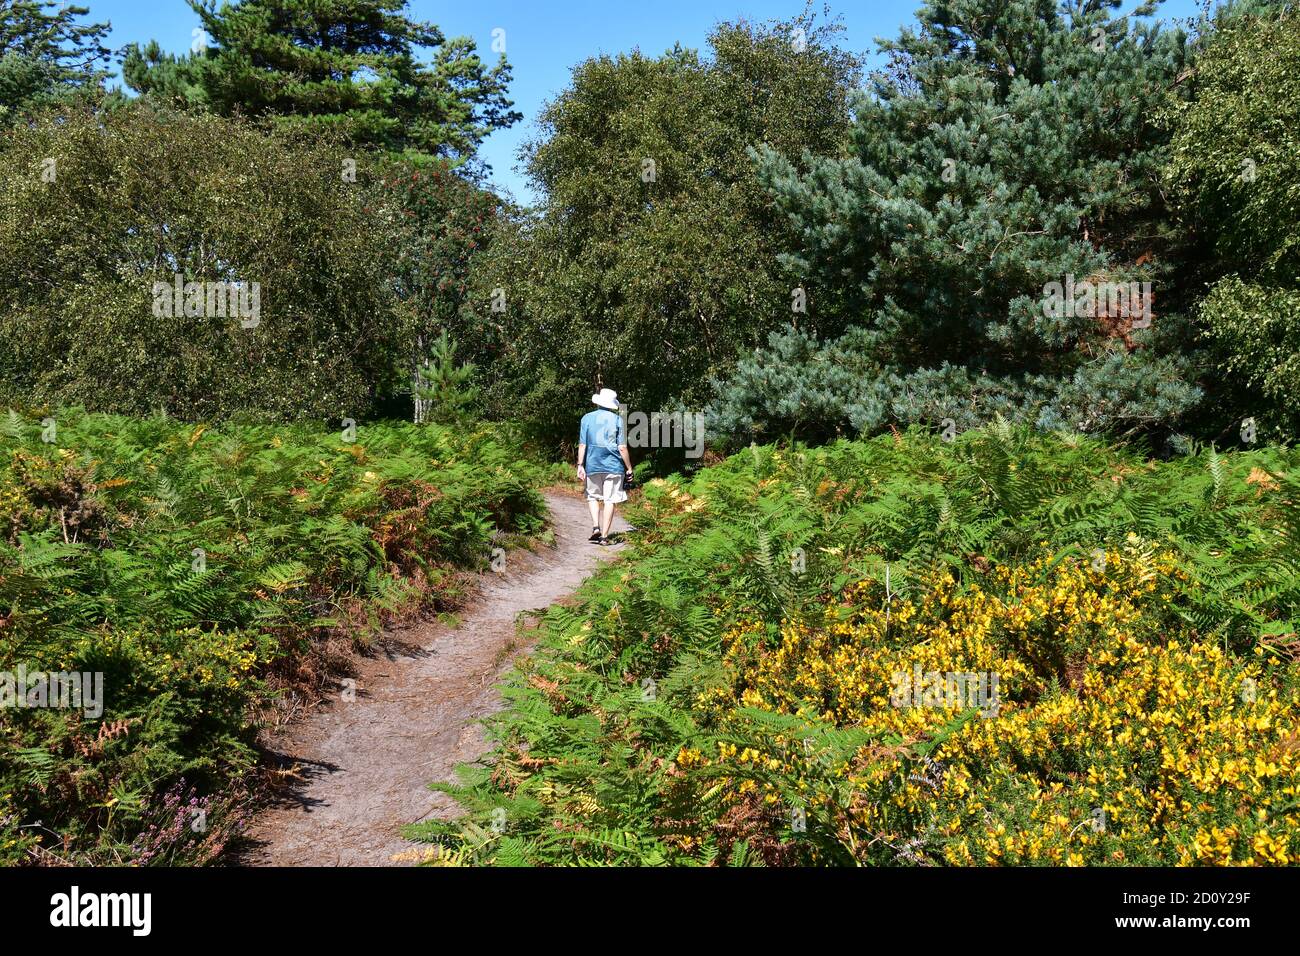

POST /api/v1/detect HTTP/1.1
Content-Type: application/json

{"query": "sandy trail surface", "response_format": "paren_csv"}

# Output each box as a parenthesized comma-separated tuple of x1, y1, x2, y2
(239, 492, 625, 866)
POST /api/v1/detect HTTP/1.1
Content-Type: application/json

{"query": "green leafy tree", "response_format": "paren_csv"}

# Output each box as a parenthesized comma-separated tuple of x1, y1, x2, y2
(1165, 3, 1300, 441)
(464, 10, 861, 448)
(0, 104, 413, 420)
(0, 1, 112, 123)
(382, 161, 499, 421)
(713, 0, 1202, 446)
(123, 0, 520, 166)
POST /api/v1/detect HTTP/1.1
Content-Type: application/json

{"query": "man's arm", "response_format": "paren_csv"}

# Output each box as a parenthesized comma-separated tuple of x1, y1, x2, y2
(576, 443, 587, 481)
(615, 414, 632, 475)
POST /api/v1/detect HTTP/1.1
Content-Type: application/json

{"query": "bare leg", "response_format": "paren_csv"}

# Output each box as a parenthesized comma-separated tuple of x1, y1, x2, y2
(587, 499, 601, 528)
(600, 501, 616, 537)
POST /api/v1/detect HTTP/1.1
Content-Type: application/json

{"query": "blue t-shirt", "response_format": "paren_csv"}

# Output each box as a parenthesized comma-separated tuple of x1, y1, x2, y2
(579, 409, 626, 475)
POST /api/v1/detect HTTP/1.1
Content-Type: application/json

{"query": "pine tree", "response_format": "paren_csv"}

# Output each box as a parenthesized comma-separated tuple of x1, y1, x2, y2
(714, 0, 1203, 445)
(0, 1, 112, 123)
(122, 0, 520, 166)
(414, 330, 479, 425)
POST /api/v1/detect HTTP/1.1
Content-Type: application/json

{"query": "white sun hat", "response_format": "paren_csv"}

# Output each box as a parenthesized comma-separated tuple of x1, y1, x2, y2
(591, 387, 620, 411)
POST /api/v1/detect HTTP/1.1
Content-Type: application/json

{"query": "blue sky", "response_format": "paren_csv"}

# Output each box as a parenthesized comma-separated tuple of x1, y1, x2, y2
(89, 0, 1206, 204)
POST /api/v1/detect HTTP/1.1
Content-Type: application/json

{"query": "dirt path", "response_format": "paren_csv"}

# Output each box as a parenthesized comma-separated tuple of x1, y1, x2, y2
(239, 491, 626, 866)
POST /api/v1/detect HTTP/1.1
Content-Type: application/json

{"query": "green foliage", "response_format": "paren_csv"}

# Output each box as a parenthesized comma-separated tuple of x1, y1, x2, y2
(412, 426, 1299, 865)
(709, 326, 1201, 447)
(383, 160, 500, 421)
(0, 1, 112, 124)
(414, 331, 480, 425)
(0, 103, 412, 420)
(1166, 3, 1299, 280)
(1165, 5, 1300, 440)
(714, 0, 1203, 445)
(121, 0, 521, 168)
(463, 10, 862, 447)
(1197, 279, 1300, 442)
(0, 409, 548, 864)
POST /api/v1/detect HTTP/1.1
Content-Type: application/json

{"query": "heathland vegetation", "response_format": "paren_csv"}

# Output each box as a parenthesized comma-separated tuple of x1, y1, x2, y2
(411, 427, 1299, 865)
(1, 0, 1297, 865)
(0, 411, 545, 863)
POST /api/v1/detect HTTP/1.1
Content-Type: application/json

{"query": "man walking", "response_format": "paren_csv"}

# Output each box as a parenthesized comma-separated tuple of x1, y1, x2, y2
(577, 387, 633, 545)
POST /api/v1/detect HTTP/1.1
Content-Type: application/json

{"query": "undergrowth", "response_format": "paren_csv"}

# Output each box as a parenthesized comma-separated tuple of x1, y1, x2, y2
(410, 424, 1299, 866)
(0, 408, 548, 864)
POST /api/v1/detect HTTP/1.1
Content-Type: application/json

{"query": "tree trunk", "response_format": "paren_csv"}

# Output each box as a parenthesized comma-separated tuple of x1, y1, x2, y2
(412, 333, 432, 424)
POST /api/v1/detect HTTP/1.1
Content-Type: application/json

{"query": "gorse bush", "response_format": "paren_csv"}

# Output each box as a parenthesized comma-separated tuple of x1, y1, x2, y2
(411, 425, 1300, 865)
(695, 550, 1298, 865)
(0, 409, 547, 864)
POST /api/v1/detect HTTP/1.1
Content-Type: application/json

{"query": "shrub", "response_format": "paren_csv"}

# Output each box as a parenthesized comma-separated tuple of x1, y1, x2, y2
(411, 426, 1300, 866)
(0, 104, 412, 421)
(1197, 278, 1300, 442)
(1162, 5, 1300, 441)
(0, 408, 548, 864)
(707, 327, 1201, 448)
(703, 551, 1296, 865)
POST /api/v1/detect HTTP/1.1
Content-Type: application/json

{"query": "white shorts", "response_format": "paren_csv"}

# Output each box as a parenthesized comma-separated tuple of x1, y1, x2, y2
(584, 472, 627, 504)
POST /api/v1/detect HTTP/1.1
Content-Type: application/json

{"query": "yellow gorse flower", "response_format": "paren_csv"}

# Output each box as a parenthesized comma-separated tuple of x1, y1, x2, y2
(689, 548, 1299, 866)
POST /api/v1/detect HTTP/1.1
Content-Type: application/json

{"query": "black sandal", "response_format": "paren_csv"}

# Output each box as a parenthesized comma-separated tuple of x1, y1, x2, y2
(588, 527, 602, 543)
